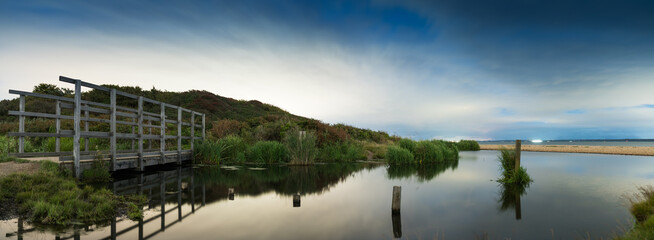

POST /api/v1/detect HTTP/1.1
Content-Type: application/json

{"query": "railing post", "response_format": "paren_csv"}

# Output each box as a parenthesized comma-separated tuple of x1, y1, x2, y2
(177, 107, 182, 164)
(55, 100, 60, 152)
(84, 108, 89, 151)
(191, 112, 195, 153)
(110, 89, 117, 171)
(148, 119, 152, 150)
(18, 95, 24, 153)
(73, 80, 81, 179)
(160, 103, 165, 164)
(131, 119, 135, 150)
(138, 96, 144, 171)
(202, 114, 205, 140)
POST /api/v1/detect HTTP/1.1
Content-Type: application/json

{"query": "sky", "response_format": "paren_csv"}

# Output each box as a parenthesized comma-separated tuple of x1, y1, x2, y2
(1, 0, 654, 140)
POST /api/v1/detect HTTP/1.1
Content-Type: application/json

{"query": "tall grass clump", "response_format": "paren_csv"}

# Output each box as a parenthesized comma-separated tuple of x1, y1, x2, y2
(386, 146, 414, 165)
(432, 140, 459, 161)
(413, 140, 443, 164)
(284, 128, 318, 165)
(193, 140, 223, 165)
(497, 148, 532, 185)
(317, 141, 365, 162)
(0, 160, 144, 226)
(457, 140, 480, 151)
(618, 186, 654, 239)
(247, 141, 288, 164)
(398, 138, 416, 153)
(217, 135, 248, 163)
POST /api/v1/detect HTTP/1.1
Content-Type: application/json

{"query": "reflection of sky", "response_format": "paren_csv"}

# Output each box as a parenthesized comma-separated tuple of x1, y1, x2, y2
(3, 151, 654, 239)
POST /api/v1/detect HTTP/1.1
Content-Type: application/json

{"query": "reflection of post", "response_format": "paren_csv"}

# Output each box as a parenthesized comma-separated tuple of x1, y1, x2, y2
(515, 190, 522, 220)
(392, 186, 401, 214)
(74, 230, 80, 240)
(191, 168, 195, 213)
(293, 194, 301, 207)
(111, 218, 117, 240)
(160, 172, 165, 231)
(138, 218, 144, 240)
(391, 212, 402, 238)
(228, 188, 235, 200)
(17, 217, 23, 240)
(202, 184, 206, 206)
(178, 167, 182, 221)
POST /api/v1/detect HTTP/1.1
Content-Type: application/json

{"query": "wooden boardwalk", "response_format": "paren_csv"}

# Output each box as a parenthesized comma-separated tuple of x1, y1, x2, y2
(7, 76, 205, 178)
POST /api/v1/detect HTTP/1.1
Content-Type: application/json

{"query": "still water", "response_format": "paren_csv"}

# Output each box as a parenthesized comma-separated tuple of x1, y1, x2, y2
(2, 150, 654, 239)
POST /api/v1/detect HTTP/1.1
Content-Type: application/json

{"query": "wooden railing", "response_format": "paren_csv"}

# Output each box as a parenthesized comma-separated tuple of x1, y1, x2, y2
(7, 76, 205, 178)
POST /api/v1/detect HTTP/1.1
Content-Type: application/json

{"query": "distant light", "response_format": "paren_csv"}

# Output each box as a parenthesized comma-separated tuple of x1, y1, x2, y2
(531, 139, 543, 143)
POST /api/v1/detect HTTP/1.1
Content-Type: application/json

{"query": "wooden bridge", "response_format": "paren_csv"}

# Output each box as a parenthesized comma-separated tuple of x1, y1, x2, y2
(7, 76, 206, 178)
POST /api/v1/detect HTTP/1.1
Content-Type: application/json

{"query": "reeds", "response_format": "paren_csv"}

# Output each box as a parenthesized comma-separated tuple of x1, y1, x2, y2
(247, 141, 288, 164)
(284, 128, 318, 165)
(456, 140, 481, 151)
(497, 148, 532, 185)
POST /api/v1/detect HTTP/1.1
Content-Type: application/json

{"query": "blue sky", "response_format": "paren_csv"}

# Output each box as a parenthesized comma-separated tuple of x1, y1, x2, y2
(1, 0, 654, 140)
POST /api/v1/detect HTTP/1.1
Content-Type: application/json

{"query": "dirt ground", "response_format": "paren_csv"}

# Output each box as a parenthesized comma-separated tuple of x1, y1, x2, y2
(480, 144, 654, 156)
(0, 161, 40, 178)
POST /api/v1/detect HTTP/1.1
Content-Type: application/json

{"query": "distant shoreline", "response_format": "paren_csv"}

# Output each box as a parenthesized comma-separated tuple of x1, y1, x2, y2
(480, 144, 654, 156)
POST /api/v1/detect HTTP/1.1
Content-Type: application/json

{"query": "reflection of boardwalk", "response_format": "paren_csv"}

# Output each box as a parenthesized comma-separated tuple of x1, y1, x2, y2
(5, 167, 207, 240)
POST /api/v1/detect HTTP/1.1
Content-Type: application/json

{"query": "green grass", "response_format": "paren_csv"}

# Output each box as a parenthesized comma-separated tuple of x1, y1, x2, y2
(0, 160, 144, 226)
(81, 154, 112, 184)
(193, 140, 224, 165)
(497, 148, 533, 186)
(284, 128, 318, 165)
(386, 146, 414, 165)
(617, 186, 654, 239)
(456, 140, 480, 151)
(317, 141, 365, 162)
(217, 135, 248, 163)
(247, 141, 288, 164)
(390, 138, 459, 164)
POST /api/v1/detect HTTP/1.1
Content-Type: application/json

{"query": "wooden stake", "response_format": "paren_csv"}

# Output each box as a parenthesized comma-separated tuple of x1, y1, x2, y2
(392, 186, 401, 213)
(515, 139, 521, 172)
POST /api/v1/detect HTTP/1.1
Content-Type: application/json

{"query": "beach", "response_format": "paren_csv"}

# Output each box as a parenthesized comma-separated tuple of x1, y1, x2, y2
(480, 144, 654, 156)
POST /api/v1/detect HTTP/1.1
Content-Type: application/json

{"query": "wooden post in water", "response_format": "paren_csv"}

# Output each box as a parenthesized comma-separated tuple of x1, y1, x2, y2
(293, 194, 301, 207)
(55, 100, 60, 152)
(392, 186, 401, 214)
(110, 89, 117, 171)
(515, 140, 521, 172)
(73, 80, 81, 179)
(18, 95, 24, 153)
(228, 188, 235, 200)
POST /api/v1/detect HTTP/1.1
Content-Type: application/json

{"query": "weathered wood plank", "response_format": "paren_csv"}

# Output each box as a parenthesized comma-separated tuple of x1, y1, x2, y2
(111, 89, 117, 171)
(202, 114, 205, 140)
(138, 96, 144, 171)
(177, 107, 182, 164)
(73, 79, 81, 179)
(84, 109, 89, 151)
(9, 89, 73, 102)
(160, 103, 166, 165)
(56, 100, 61, 152)
(9, 110, 74, 120)
(18, 95, 25, 153)
(191, 112, 195, 152)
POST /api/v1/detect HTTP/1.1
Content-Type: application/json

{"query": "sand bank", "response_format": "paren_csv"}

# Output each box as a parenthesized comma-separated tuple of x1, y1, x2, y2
(480, 144, 654, 156)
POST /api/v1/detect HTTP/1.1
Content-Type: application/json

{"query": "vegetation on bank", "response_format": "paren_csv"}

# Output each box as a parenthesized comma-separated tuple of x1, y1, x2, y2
(618, 186, 654, 239)
(0, 160, 145, 226)
(497, 148, 532, 185)
(456, 140, 480, 151)
(386, 139, 459, 164)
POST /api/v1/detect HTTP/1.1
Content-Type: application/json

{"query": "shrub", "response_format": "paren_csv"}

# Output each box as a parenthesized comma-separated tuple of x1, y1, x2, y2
(398, 138, 416, 153)
(386, 146, 414, 165)
(247, 141, 288, 164)
(284, 128, 318, 165)
(457, 140, 480, 151)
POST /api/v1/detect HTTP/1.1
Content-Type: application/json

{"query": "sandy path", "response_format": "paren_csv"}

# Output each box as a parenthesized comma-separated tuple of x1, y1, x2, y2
(480, 144, 654, 156)
(0, 162, 40, 178)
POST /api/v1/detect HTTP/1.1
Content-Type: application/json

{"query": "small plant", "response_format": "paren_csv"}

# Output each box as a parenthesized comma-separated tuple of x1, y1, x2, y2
(497, 148, 532, 186)
(284, 128, 318, 165)
(618, 186, 654, 239)
(81, 152, 112, 183)
(386, 146, 414, 165)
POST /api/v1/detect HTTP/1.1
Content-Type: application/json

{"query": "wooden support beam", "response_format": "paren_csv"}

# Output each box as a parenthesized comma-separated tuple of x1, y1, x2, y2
(160, 103, 166, 164)
(202, 114, 205, 140)
(84, 109, 89, 151)
(177, 107, 182, 165)
(73, 80, 81, 179)
(131, 118, 135, 150)
(138, 96, 144, 171)
(18, 95, 24, 153)
(110, 89, 117, 171)
(190, 112, 195, 153)
(55, 100, 60, 152)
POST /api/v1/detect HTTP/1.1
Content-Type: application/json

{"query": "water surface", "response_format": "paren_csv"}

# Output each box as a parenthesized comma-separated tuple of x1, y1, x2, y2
(2, 150, 654, 239)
